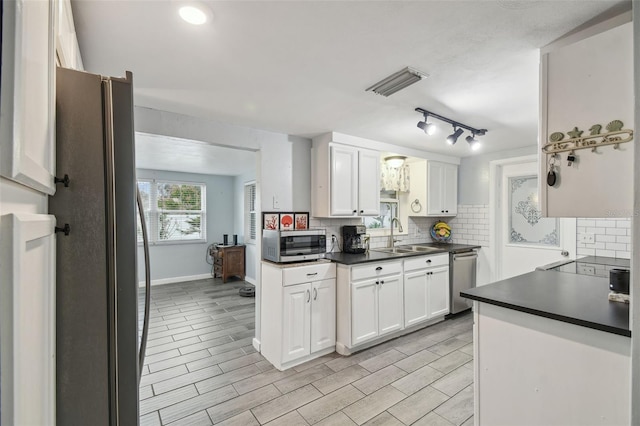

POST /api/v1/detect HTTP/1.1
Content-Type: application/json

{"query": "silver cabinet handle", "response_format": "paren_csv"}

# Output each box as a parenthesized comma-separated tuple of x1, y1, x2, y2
(313, 288, 317, 300)
(306, 289, 310, 303)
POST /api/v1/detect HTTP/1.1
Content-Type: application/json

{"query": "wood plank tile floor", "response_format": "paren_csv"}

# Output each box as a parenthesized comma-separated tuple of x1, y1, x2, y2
(139, 278, 474, 426)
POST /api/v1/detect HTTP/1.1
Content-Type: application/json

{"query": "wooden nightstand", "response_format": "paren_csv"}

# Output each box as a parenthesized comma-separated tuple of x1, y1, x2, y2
(212, 245, 245, 283)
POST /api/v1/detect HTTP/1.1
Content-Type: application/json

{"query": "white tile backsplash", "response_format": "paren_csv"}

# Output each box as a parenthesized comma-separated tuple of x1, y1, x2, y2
(313, 209, 632, 260)
(576, 217, 631, 259)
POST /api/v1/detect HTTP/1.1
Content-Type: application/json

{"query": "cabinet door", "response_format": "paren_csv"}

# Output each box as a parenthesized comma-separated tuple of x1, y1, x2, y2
(426, 162, 445, 215)
(427, 266, 450, 318)
(330, 145, 358, 216)
(357, 149, 380, 216)
(442, 164, 458, 215)
(282, 283, 311, 363)
(310, 279, 336, 353)
(404, 270, 429, 327)
(351, 279, 378, 345)
(377, 275, 403, 336)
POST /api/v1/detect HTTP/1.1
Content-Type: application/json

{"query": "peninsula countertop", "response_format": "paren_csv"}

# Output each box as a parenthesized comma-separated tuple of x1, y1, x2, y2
(325, 243, 481, 265)
(461, 270, 630, 337)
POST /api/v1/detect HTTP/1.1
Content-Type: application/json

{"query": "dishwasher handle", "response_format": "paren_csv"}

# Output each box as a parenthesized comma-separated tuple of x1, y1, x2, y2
(453, 251, 478, 261)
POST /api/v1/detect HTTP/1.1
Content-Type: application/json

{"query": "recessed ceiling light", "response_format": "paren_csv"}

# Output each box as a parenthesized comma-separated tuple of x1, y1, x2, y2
(179, 5, 209, 25)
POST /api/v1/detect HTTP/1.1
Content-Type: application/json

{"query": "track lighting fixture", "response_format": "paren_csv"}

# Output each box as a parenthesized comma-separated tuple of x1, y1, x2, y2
(466, 134, 481, 151)
(415, 107, 487, 150)
(417, 113, 436, 135)
(446, 127, 464, 145)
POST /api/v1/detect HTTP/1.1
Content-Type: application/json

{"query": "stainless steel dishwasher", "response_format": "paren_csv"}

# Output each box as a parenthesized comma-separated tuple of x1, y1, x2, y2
(450, 250, 478, 314)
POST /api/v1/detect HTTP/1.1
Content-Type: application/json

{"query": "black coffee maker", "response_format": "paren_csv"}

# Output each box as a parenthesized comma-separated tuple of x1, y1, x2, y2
(342, 225, 367, 254)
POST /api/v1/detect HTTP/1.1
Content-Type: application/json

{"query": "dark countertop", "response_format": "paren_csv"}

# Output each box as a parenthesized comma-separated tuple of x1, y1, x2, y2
(326, 243, 481, 265)
(461, 270, 630, 337)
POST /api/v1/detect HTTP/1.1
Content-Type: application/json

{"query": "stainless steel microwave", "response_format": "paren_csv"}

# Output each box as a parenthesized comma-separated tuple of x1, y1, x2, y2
(262, 229, 326, 263)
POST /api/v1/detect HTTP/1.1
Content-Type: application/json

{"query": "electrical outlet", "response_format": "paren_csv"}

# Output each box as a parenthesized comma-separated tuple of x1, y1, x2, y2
(272, 195, 279, 209)
(580, 233, 595, 243)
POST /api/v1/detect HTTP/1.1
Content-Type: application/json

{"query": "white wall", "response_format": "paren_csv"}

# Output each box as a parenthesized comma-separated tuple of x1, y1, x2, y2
(631, 3, 639, 424)
(136, 169, 235, 284)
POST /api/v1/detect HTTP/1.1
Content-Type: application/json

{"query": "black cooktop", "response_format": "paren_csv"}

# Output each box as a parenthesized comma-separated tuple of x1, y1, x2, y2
(550, 256, 630, 278)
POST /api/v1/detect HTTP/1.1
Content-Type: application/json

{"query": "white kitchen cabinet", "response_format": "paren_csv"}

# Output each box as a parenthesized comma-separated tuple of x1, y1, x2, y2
(539, 16, 632, 217)
(351, 279, 378, 345)
(336, 260, 404, 352)
(427, 161, 457, 216)
(400, 160, 457, 217)
(282, 284, 311, 363)
(403, 254, 450, 327)
(261, 262, 336, 370)
(427, 266, 449, 318)
(56, 0, 84, 70)
(311, 138, 380, 217)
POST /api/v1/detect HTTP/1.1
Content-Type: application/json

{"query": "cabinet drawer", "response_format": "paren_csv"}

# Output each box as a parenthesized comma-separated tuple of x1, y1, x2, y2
(283, 263, 336, 286)
(351, 260, 402, 281)
(404, 254, 449, 272)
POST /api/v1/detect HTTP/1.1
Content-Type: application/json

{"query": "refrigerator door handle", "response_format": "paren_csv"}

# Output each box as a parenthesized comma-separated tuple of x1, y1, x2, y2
(137, 187, 152, 382)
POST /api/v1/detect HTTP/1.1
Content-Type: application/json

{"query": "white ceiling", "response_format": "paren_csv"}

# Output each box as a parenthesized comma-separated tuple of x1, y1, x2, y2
(135, 133, 256, 176)
(73, 0, 628, 165)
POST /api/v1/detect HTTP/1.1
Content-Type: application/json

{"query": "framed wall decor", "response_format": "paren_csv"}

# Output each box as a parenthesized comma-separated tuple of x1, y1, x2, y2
(279, 213, 294, 230)
(0, 0, 57, 195)
(294, 213, 308, 230)
(263, 212, 279, 230)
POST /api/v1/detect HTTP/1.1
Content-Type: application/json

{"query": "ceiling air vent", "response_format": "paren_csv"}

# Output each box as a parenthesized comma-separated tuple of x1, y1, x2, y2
(366, 67, 428, 97)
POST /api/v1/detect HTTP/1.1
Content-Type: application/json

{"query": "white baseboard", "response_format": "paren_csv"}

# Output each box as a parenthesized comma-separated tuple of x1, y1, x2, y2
(244, 276, 256, 285)
(138, 273, 212, 287)
(252, 338, 261, 352)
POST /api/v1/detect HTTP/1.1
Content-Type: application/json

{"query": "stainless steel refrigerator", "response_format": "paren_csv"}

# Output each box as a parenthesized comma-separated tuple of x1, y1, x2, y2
(50, 67, 150, 425)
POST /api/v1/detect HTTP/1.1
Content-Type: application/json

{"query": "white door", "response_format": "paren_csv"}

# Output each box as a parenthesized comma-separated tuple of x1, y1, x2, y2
(282, 283, 311, 363)
(310, 279, 335, 353)
(357, 149, 380, 216)
(351, 279, 378, 345)
(497, 161, 576, 280)
(442, 164, 458, 215)
(330, 145, 358, 216)
(377, 275, 403, 336)
(403, 270, 429, 327)
(427, 266, 450, 318)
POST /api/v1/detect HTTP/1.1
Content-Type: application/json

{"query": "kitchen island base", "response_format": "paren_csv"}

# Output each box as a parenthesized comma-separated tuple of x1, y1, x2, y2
(473, 302, 630, 425)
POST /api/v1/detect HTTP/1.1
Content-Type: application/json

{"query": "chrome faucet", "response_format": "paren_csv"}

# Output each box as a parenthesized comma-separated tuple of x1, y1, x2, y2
(389, 217, 404, 247)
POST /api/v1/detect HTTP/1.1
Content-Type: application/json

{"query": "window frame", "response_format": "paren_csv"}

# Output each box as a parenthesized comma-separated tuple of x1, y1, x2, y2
(137, 178, 207, 245)
(244, 181, 257, 245)
(363, 190, 403, 236)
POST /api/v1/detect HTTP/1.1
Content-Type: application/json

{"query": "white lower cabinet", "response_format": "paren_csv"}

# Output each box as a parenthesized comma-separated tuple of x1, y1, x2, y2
(337, 255, 450, 354)
(262, 262, 336, 370)
(404, 255, 450, 327)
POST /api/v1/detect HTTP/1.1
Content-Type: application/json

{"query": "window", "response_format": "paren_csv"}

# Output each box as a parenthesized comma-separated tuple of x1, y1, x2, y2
(137, 179, 206, 243)
(244, 181, 257, 244)
(363, 190, 399, 231)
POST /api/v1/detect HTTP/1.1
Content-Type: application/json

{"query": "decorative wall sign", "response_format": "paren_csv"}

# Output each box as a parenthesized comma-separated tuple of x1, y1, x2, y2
(279, 213, 294, 230)
(542, 120, 634, 154)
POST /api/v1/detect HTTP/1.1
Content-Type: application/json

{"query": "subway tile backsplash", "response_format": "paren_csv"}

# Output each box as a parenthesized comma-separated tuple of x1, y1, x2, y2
(313, 206, 631, 260)
(576, 218, 631, 259)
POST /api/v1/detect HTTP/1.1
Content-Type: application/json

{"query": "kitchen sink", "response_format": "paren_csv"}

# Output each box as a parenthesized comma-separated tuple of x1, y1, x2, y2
(371, 247, 415, 254)
(404, 245, 443, 253)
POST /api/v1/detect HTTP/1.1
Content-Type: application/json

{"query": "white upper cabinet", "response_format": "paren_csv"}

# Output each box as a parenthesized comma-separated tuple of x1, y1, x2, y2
(540, 15, 633, 217)
(312, 138, 380, 217)
(56, 0, 84, 70)
(402, 160, 457, 217)
(0, 0, 57, 195)
(426, 161, 457, 216)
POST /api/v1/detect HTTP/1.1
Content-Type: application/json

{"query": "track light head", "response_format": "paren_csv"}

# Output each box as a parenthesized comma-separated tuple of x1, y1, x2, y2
(466, 134, 481, 151)
(446, 127, 464, 145)
(417, 120, 436, 135)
